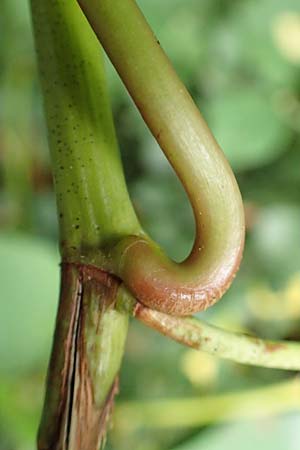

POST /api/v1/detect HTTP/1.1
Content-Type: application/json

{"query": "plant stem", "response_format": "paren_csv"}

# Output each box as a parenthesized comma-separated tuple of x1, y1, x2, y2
(30, 1, 139, 448)
(31, 0, 141, 265)
(114, 378, 300, 430)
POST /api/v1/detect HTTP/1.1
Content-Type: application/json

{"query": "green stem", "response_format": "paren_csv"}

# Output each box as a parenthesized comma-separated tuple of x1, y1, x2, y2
(30, 1, 138, 448)
(78, 0, 245, 316)
(114, 379, 300, 430)
(31, 0, 141, 265)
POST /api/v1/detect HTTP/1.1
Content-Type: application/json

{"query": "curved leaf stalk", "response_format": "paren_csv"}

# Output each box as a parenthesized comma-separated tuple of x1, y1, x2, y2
(78, 0, 245, 316)
(77, 0, 300, 373)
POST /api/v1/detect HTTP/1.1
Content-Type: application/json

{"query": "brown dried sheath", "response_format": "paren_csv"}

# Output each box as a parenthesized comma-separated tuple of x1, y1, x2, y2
(37, 264, 122, 450)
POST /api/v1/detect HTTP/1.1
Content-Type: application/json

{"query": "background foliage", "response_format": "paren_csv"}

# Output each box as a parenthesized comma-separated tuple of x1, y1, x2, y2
(1, 0, 300, 449)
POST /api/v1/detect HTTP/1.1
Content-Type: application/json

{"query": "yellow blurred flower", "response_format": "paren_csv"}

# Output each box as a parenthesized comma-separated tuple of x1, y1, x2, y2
(248, 272, 300, 320)
(272, 12, 300, 63)
(284, 272, 300, 316)
(180, 349, 218, 387)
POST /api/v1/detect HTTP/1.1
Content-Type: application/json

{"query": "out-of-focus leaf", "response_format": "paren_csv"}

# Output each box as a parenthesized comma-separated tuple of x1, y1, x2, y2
(131, 176, 194, 261)
(172, 414, 300, 450)
(251, 204, 300, 285)
(204, 89, 290, 171)
(228, 0, 300, 86)
(0, 233, 58, 374)
(0, 375, 44, 450)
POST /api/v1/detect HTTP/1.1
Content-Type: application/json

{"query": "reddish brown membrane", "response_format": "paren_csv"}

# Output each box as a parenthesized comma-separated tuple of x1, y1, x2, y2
(112, 231, 244, 316)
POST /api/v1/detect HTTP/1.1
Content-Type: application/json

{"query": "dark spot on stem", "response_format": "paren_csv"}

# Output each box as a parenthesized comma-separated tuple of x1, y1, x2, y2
(264, 342, 284, 353)
(156, 129, 163, 140)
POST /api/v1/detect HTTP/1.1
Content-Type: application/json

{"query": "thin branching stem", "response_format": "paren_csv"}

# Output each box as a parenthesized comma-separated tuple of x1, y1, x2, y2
(116, 288, 300, 371)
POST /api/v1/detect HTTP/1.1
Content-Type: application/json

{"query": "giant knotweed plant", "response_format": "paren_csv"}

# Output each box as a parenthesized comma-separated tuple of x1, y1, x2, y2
(30, 1, 300, 449)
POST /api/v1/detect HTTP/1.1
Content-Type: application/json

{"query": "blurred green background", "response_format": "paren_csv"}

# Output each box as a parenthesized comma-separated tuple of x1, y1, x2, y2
(1, 0, 300, 449)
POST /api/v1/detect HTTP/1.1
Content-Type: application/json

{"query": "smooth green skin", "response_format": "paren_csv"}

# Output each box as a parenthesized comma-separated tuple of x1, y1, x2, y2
(78, 0, 245, 316)
(85, 286, 129, 407)
(31, 0, 142, 266)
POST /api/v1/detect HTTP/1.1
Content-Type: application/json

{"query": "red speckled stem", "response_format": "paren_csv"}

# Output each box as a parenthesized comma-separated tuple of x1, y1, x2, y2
(78, 0, 245, 316)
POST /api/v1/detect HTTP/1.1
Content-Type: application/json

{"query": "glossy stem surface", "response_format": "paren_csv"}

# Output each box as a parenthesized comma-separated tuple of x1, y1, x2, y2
(79, 0, 245, 316)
